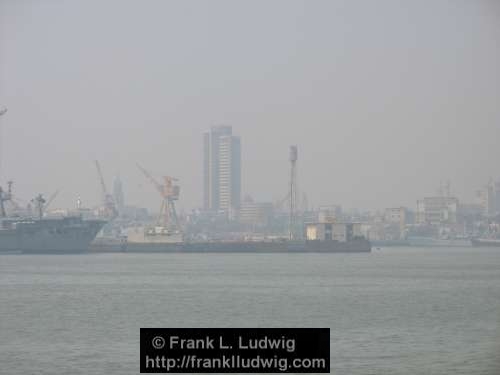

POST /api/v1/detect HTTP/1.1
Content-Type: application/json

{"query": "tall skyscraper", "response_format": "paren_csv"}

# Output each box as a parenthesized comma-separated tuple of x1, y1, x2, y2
(203, 125, 241, 216)
(113, 175, 125, 215)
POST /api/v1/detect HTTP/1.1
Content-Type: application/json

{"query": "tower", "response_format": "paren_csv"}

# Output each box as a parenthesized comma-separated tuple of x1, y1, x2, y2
(289, 145, 298, 240)
(113, 175, 125, 214)
(0, 107, 7, 180)
(203, 125, 241, 217)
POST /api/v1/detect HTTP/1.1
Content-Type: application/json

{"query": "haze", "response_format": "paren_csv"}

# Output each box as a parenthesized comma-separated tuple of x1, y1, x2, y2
(0, 0, 499, 213)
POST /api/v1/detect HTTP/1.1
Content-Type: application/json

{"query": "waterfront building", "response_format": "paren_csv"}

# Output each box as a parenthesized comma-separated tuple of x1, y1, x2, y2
(239, 200, 274, 227)
(416, 196, 459, 225)
(383, 207, 409, 239)
(306, 222, 363, 242)
(317, 205, 342, 223)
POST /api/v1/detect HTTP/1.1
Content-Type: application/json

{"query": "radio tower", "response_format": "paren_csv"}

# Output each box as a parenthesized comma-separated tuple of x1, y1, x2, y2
(289, 145, 298, 240)
(0, 107, 7, 180)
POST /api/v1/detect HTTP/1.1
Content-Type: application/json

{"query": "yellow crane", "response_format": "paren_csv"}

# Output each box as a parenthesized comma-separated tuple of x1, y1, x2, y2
(137, 163, 180, 233)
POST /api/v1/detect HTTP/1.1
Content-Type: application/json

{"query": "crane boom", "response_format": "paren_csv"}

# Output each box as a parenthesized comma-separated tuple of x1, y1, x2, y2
(137, 163, 180, 231)
(44, 189, 60, 212)
(137, 163, 164, 197)
(95, 160, 108, 196)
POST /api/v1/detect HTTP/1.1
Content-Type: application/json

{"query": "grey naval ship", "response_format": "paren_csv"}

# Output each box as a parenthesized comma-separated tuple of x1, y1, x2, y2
(0, 186, 105, 254)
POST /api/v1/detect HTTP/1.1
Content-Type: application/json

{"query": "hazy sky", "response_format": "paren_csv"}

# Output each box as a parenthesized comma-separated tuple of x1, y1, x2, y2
(0, 0, 499, 213)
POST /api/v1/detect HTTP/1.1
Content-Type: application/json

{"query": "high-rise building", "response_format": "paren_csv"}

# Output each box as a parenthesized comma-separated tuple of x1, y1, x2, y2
(203, 125, 241, 216)
(113, 175, 125, 215)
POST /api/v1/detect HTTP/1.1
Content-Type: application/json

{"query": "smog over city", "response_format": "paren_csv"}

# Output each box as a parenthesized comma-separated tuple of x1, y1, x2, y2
(1, 1, 499, 214)
(1, 1, 500, 375)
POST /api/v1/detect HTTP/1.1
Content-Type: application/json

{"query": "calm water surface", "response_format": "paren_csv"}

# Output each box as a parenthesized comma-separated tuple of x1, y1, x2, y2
(1, 247, 499, 374)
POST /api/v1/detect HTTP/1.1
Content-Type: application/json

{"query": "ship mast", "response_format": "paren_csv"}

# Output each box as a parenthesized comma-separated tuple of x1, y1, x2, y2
(0, 187, 7, 217)
(32, 194, 46, 220)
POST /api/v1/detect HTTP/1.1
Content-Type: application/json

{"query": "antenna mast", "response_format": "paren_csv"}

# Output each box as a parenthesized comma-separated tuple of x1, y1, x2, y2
(289, 146, 298, 240)
(0, 107, 7, 181)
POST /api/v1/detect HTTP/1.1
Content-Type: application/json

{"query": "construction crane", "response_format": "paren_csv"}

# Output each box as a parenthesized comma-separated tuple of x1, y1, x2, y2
(94, 160, 117, 219)
(43, 189, 60, 214)
(137, 163, 180, 232)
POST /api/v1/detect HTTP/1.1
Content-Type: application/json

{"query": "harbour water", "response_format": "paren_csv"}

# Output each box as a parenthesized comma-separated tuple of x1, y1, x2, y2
(0, 247, 499, 374)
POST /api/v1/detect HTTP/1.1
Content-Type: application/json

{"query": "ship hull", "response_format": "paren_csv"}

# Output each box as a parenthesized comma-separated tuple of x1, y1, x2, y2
(471, 238, 500, 247)
(407, 236, 471, 247)
(371, 239, 411, 247)
(0, 217, 106, 254)
(92, 238, 371, 253)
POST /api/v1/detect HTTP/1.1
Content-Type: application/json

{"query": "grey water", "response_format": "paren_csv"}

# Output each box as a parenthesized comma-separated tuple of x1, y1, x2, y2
(0, 247, 499, 375)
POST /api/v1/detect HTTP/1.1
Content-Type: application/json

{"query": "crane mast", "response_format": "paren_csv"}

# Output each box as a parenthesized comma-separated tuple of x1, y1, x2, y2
(94, 160, 117, 219)
(95, 161, 108, 197)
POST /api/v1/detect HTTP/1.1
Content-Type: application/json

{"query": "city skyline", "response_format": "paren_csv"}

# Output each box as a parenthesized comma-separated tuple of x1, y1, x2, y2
(0, 112, 499, 215)
(1, 3, 499, 375)
(1, 1, 499, 212)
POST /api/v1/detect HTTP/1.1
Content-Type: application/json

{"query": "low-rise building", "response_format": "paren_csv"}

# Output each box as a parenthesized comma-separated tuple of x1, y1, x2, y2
(239, 201, 274, 227)
(416, 196, 459, 225)
(306, 222, 363, 242)
(317, 205, 342, 223)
